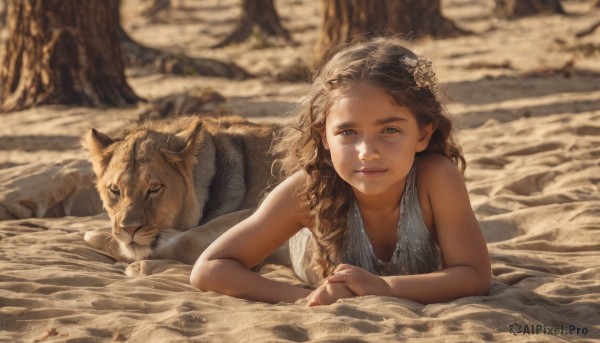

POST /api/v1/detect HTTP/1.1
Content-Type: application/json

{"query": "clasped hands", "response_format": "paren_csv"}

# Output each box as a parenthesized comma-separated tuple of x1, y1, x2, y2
(303, 264, 392, 307)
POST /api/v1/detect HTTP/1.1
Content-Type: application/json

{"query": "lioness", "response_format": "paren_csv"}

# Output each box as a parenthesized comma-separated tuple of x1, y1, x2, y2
(83, 115, 280, 262)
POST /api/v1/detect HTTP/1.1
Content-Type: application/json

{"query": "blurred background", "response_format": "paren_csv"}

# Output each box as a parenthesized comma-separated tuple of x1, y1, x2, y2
(0, 0, 600, 116)
(0, 0, 598, 167)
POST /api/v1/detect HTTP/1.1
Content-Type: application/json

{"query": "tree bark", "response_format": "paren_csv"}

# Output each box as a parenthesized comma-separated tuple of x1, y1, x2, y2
(0, 0, 140, 112)
(315, 0, 387, 67)
(0, 0, 7, 27)
(387, 0, 465, 38)
(213, 0, 294, 48)
(314, 0, 464, 69)
(494, 0, 565, 18)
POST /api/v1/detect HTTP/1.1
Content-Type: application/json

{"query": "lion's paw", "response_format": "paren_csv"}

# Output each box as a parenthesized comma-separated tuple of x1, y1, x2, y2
(83, 227, 124, 260)
(84, 227, 112, 249)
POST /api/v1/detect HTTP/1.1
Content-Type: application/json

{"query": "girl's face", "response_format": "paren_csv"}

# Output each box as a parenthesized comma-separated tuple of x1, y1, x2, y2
(323, 83, 432, 197)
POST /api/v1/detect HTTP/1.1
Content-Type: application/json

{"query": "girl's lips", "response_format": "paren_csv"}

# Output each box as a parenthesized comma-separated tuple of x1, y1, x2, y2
(356, 167, 387, 172)
(355, 168, 388, 176)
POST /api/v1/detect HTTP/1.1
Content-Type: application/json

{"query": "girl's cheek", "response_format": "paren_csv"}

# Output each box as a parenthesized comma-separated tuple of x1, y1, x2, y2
(341, 145, 360, 157)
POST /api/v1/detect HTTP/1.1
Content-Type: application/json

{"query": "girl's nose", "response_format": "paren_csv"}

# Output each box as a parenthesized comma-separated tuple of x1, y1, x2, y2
(357, 138, 379, 160)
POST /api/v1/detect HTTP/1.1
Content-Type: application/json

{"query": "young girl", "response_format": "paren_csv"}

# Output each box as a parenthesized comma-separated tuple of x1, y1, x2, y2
(190, 37, 491, 306)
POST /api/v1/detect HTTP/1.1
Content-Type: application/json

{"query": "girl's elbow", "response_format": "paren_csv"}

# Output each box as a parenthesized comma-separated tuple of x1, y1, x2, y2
(190, 258, 217, 292)
(468, 260, 492, 296)
(461, 265, 491, 297)
(474, 271, 492, 296)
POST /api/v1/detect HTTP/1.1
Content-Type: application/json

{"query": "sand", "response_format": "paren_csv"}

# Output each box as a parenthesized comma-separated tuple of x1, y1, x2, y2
(1, 0, 599, 341)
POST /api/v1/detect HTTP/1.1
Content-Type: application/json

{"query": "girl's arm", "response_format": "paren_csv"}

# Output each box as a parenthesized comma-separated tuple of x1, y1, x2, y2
(327, 155, 491, 304)
(190, 172, 314, 304)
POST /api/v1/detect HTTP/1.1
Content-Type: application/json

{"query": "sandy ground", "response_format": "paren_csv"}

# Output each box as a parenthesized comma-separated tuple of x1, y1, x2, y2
(1, 0, 600, 341)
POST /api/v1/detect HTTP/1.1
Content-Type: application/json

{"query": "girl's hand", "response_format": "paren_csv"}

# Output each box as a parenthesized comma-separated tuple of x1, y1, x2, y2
(326, 264, 392, 297)
(305, 281, 355, 306)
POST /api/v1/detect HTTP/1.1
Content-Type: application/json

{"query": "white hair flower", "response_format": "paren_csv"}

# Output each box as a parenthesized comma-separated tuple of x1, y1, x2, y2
(401, 56, 438, 94)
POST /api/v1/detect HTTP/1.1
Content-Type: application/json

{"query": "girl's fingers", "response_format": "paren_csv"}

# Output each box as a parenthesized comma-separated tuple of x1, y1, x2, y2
(329, 272, 367, 296)
(333, 263, 353, 273)
(326, 273, 348, 283)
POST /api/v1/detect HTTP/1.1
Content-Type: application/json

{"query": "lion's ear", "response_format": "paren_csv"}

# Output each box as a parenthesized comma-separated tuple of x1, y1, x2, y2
(161, 119, 204, 166)
(84, 129, 115, 176)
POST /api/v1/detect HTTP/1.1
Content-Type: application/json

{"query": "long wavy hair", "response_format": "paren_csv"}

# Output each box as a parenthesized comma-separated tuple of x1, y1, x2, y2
(272, 37, 465, 279)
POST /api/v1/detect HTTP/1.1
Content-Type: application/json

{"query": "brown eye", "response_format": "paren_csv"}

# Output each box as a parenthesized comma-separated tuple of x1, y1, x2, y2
(148, 184, 163, 194)
(108, 185, 120, 195)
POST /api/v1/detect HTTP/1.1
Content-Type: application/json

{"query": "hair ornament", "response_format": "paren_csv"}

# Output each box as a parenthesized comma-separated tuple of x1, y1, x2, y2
(401, 56, 438, 94)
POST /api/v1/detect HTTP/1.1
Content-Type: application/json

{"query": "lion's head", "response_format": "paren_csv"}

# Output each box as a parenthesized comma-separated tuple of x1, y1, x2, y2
(84, 118, 215, 261)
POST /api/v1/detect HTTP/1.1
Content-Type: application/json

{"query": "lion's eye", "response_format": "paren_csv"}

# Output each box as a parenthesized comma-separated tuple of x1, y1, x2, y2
(108, 185, 120, 195)
(148, 184, 163, 194)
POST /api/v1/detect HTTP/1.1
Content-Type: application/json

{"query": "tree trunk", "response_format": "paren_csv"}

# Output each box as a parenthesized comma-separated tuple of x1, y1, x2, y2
(0, 0, 140, 112)
(314, 0, 464, 69)
(315, 0, 388, 68)
(0, 0, 7, 27)
(494, 0, 565, 18)
(387, 0, 465, 38)
(213, 0, 294, 48)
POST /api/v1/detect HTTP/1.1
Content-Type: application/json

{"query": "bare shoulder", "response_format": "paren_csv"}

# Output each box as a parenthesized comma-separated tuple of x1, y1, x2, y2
(267, 170, 307, 203)
(414, 154, 468, 234)
(415, 153, 464, 194)
(416, 153, 462, 179)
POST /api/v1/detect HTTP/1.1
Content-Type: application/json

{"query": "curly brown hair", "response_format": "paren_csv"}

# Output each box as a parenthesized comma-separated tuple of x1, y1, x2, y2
(272, 37, 465, 279)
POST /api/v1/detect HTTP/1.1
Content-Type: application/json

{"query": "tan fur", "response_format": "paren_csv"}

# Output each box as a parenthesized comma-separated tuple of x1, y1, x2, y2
(83, 115, 279, 262)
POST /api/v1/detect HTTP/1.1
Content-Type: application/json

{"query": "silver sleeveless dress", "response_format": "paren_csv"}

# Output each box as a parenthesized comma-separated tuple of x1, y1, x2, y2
(289, 165, 443, 285)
